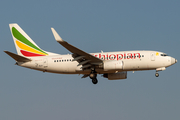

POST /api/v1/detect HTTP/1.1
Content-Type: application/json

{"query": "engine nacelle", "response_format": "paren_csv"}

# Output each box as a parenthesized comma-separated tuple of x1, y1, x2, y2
(103, 72, 127, 80)
(103, 61, 123, 70)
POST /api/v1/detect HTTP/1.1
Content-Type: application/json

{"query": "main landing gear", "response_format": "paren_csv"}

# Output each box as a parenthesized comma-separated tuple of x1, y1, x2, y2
(89, 69, 98, 84)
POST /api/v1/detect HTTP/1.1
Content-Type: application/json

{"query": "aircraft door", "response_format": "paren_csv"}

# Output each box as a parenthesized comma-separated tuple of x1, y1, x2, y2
(35, 58, 48, 69)
(151, 52, 155, 61)
(43, 58, 48, 68)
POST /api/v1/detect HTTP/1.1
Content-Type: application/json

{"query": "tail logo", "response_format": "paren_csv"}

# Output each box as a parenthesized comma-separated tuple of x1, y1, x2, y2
(12, 27, 48, 57)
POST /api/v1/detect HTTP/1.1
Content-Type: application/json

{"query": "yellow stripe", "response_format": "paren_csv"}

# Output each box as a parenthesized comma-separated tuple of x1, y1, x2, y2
(16, 40, 47, 55)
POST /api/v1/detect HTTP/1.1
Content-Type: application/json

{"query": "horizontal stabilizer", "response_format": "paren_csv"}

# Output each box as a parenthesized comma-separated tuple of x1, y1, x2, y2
(4, 51, 31, 62)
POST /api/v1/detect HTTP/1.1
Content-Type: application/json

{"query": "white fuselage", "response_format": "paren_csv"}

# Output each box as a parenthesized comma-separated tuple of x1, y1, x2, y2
(6, 23, 177, 84)
(18, 50, 176, 74)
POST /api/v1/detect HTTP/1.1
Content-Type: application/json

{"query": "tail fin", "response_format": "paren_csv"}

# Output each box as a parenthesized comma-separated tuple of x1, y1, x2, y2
(9, 23, 49, 57)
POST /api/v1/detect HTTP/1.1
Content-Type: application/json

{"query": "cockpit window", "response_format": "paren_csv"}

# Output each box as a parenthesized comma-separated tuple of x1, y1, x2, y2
(161, 53, 168, 56)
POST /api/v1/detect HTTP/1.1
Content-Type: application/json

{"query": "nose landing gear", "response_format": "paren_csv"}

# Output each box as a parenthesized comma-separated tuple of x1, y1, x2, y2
(155, 67, 166, 77)
(155, 72, 159, 77)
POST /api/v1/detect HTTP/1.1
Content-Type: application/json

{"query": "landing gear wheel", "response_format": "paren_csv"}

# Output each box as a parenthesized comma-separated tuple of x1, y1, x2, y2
(89, 69, 98, 84)
(155, 73, 159, 77)
(92, 78, 98, 84)
(89, 73, 97, 79)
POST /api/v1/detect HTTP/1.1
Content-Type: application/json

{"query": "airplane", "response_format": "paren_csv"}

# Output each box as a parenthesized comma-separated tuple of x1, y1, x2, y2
(4, 23, 177, 84)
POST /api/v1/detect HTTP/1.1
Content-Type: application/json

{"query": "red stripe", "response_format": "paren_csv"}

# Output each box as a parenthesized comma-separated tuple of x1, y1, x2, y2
(20, 50, 45, 57)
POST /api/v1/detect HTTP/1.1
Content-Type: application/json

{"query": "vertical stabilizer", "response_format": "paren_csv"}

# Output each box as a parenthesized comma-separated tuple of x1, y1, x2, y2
(9, 23, 49, 57)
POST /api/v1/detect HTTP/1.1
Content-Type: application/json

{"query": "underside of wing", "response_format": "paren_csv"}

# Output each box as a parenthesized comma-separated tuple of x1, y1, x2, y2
(51, 28, 103, 69)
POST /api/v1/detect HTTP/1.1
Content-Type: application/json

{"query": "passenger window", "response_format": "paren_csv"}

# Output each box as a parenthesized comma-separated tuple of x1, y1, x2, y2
(54, 60, 56, 62)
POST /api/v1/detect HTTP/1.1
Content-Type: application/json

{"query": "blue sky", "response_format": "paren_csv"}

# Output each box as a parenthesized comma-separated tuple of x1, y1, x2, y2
(1, 0, 180, 120)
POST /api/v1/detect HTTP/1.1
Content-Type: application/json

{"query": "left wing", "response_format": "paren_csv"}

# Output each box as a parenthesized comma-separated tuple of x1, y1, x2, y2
(51, 28, 103, 69)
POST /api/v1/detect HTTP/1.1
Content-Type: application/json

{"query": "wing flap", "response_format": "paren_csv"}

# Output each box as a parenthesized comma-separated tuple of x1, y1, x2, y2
(72, 56, 85, 61)
(77, 60, 91, 66)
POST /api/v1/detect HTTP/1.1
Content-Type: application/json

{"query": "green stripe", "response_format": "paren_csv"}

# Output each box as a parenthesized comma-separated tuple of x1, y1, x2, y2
(12, 27, 47, 55)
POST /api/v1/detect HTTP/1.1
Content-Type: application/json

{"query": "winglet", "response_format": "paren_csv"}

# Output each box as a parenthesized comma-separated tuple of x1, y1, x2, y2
(51, 28, 64, 42)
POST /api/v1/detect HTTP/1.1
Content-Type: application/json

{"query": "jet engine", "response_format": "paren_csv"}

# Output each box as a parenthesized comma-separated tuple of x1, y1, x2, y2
(103, 61, 123, 70)
(103, 72, 127, 80)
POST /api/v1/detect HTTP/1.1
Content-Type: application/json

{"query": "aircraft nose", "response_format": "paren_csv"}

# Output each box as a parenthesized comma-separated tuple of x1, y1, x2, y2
(171, 57, 177, 65)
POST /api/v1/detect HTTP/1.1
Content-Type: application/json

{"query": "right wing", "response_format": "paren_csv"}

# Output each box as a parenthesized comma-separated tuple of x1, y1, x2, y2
(51, 28, 103, 69)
